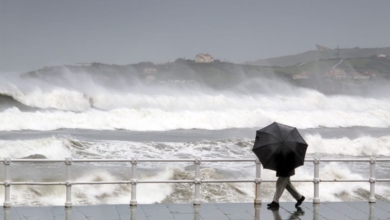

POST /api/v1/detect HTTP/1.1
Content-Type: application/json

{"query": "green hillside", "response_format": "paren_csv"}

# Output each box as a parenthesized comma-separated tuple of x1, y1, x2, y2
(246, 47, 390, 67)
(259, 56, 390, 77)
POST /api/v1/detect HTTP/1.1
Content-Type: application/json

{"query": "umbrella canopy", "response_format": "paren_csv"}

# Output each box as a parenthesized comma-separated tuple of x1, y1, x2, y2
(252, 122, 308, 174)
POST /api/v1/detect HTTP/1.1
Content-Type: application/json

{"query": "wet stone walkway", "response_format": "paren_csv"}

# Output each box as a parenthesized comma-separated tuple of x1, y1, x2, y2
(1, 202, 389, 220)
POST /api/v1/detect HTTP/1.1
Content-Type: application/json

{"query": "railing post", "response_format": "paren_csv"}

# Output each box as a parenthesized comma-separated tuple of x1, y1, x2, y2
(313, 203, 319, 220)
(313, 157, 320, 204)
(194, 203, 200, 220)
(369, 203, 375, 220)
(3, 158, 11, 208)
(254, 204, 261, 220)
(4, 207, 10, 220)
(369, 157, 376, 203)
(254, 159, 262, 204)
(66, 207, 72, 220)
(65, 158, 72, 207)
(131, 206, 137, 220)
(193, 157, 201, 205)
(130, 158, 138, 206)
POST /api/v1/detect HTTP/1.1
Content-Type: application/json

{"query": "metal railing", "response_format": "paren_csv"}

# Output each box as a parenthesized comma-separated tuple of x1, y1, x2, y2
(1, 157, 390, 207)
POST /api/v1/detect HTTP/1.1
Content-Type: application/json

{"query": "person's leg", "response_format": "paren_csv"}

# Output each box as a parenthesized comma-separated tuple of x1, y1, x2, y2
(285, 178, 302, 200)
(285, 178, 305, 207)
(272, 177, 289, 203)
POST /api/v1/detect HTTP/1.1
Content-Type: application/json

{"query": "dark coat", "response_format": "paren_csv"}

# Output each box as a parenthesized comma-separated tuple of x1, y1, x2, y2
(276, 169, 295, 177)
(275, 151, 296, 177)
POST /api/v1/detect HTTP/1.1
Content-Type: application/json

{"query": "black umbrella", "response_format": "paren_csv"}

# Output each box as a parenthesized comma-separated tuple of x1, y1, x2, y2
(252, 122, 308, 174)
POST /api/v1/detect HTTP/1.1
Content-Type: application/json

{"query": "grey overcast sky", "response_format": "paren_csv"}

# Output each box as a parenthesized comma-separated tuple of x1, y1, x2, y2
(1, 0, 390, 72)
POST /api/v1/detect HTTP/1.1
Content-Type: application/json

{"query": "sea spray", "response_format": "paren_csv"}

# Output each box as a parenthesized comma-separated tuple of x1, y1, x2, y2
(0, 137, 72, 159)
(1, 69, 390, 130)
(306, 134, 390, 156)
(1, 135, 390, 205)
(1, 106, 389, 131)
(1, 161, 387, 206)
(1, 68, 390, 205)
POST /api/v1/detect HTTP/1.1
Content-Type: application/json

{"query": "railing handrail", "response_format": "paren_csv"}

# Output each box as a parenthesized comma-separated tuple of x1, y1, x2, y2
(3, 179, 390, 185)
(3, 157, 390, 162)
(2, 157, 390, 207)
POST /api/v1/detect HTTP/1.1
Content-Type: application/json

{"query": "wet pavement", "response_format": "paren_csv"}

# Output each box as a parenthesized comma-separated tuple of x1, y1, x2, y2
(1, 202, 389, 220)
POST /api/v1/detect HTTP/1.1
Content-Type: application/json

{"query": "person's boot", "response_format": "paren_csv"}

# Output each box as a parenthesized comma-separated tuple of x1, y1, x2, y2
(267, 201, 279, 209)
(295, 196, 305, 207)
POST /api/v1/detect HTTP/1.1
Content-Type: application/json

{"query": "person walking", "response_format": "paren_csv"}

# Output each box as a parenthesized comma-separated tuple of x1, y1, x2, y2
(252, 122, 308, 209)
(267, 167, 305, 209)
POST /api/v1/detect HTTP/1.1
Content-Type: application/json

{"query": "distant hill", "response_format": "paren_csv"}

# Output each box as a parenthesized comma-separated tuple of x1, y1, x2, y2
(261, 56, 390, 77)
(22, 55, 390, 95)
(22, 61, 282, 91)
(246, 47, 390, 67)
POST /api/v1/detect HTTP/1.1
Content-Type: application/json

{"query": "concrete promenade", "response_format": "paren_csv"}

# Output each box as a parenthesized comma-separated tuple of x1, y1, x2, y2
(1, 202, 389, 220)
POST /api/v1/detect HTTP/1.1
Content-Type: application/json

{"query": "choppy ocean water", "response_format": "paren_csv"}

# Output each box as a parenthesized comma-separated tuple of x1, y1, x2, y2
(1, 69, 390, 206)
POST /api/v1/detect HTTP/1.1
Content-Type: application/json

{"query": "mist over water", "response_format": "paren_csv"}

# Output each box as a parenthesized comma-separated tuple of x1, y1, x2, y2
(1, 68, 390, 131)
(1, 66, 390, 206)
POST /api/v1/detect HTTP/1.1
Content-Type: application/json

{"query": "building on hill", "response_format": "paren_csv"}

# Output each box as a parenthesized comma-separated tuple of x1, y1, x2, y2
(292, 71, 310, 79)
(195, 53, 214, 63)
(323, 69, 347, 79)
(333, 69, 347, 78)
(143, 68, 157, 74)
(324, 70, 335, 78)
(347, 71, 370, 80)
(363, 70, 376, 78)
(377, 54, 387, 58)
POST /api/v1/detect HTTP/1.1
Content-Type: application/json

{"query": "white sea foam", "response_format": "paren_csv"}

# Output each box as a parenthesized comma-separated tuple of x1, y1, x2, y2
(306, 134, 390, 156)
(0, 137, 72, 159)
(1, 98, 390, 131)
(1, 70, 390, 131)
(13, 88, 91, 112)
(0, 73, 91, 112)
(1, 133, 390, 161)
(1, 161, 388, 206)
(1, 135, 390, 206)
(2, 69, 390, 205)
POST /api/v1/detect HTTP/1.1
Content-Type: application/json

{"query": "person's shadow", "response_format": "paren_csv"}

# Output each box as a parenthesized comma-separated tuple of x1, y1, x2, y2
(270, 207, 305, 220)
